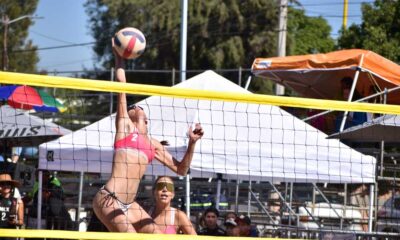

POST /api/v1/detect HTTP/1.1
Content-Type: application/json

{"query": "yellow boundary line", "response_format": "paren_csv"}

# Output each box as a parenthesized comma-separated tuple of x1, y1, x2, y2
(0, 71, 399, 115)
(0, 229, 296, 240)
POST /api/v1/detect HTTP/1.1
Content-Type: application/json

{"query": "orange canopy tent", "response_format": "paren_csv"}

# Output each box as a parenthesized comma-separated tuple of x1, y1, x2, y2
(251, 49, 400, 104)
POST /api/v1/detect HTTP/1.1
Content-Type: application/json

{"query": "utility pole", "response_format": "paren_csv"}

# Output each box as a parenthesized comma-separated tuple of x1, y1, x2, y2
(179, 0, 188, 82)
(343, 0, 348, 29)
(2, 15, 9, 71)
(276, 0, 287, 96)
(1, 14, 40, 71)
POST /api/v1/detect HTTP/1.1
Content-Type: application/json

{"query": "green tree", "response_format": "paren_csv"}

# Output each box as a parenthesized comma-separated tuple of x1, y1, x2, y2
(250, 6, 335, 95)
(0, 0, 39, 72)
(338, 0, 400, 62)
(85, 0, 334, 98)
(287, 7, 335, 55)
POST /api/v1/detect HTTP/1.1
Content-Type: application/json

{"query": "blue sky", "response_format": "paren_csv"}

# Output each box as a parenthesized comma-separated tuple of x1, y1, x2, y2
(27, 0, 371, 73)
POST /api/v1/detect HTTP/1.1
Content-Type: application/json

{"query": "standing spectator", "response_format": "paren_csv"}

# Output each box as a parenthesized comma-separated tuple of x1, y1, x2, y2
(45, 172, 73, 230)
(150, 176, 196, 234)
(237, 215, 259, 237)
(0, 173, 24, 239)
(25, 171, 73, 230)
(197, 207, 226, 236)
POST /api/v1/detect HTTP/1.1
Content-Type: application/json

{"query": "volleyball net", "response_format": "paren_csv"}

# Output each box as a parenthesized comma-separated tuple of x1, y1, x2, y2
(0, 70, 399, 239)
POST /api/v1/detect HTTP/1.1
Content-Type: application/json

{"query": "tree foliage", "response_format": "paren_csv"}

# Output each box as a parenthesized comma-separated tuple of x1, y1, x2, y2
(0, 0, 39, 72)
(338, 0, 400, 62)
(287, 8, 335, 55)
(250, 6, 335, 95)
(85, 0, 334, 94)
(85, 0, 279, 72)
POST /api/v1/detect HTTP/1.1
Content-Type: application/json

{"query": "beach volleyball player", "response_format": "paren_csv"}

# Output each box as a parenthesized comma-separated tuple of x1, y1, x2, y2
(92, 30, 204, 233)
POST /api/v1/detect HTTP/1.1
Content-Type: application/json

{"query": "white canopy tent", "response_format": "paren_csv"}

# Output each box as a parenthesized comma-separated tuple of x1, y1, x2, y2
(39, 70, 376, 184)
(0, 105, 71, 146)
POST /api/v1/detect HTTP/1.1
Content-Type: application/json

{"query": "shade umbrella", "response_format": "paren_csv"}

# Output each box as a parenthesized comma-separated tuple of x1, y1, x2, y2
(0, 85, 66, 113)
(328, 114, 400, 142)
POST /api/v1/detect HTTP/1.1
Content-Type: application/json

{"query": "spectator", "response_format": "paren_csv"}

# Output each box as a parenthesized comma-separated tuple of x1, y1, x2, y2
(335, 77, 368, 132)
(197, 207, 226, 236)
(350, 184, 369, 232)
(86, 211, 108, 232)
(151, 176, 196, 234)
(25, 171, 73, 230)
(237, 215, 259, 237)
(45, 172, 73, 230)
(224, 212, 237, 222)
(0, 173, 24, 238)
(225, 215, 240, 236)
(0, 145, 21, 177)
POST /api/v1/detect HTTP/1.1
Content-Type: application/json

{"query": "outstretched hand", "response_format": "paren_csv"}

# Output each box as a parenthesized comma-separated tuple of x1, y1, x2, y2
(189, 123, 204, 143)
(111, 38, 124, 67)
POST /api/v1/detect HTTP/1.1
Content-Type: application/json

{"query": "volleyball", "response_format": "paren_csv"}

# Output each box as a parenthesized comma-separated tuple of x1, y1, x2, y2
(113, 27, 146, 59)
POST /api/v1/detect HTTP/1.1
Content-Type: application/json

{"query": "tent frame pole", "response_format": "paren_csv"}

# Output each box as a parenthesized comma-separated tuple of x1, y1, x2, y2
(37, 170, 43, 229)
(340, 55, 365, 132)
(235, 179, 240, 214)
(76, 171, 84, 224)
(244, 76, 252, 90)
(215, 174, 222, 210)
(247, 181, 252, 217)
(368, 184, 375, 232)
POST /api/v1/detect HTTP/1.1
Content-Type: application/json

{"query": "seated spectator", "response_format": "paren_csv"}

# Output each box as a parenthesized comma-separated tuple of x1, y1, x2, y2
(224, 212, 237, 222)
(237, 215, 259, 237)
(225, 215, 240, 236)
(0, 173, 24, 233)
(197, 207, 226, 236)
(335, 77, 368, 132)
(307, 109, 327, 132)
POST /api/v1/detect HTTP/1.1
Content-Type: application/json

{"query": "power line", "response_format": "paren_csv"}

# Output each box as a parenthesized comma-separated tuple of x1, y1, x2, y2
(10, 42, 96, 53)
(294, 0, 374, 7)
(30, 30, 76, 44)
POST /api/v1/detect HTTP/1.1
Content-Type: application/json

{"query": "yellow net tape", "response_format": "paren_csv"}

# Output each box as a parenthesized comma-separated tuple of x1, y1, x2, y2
(0, 71, 399, 115)
(0, 229, 294, 240)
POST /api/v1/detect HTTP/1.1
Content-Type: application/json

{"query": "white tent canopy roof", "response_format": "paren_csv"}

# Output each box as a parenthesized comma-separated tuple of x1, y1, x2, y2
(39, 71, 376, 183)
(329, 114, 400, 142)
(0, 105, 71, 146)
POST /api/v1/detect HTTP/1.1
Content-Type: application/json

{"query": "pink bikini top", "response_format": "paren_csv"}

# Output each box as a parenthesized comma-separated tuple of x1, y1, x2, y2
(150, 207, 177, 234)
(114, 129, 155, 162)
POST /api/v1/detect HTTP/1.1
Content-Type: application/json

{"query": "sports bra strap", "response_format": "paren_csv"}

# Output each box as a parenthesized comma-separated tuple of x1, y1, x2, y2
(170, 207, 175, 225)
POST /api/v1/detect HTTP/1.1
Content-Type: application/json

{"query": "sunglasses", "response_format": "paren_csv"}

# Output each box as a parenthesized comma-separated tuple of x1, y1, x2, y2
(155, 182, 174, 192)
(0, 182, 11, 188)
(127, 104, 143, 111)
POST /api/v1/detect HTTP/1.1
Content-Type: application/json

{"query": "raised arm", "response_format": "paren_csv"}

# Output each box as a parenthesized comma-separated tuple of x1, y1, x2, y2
(152, 123, 204, 176)
(112, 39, 130, 135)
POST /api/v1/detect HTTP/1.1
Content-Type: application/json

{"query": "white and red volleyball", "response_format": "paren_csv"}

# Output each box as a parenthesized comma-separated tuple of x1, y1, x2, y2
(113, 27, 146, 59)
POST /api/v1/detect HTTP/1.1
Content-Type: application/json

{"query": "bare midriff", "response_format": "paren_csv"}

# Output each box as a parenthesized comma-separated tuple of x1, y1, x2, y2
(105, 148, 149, 204)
